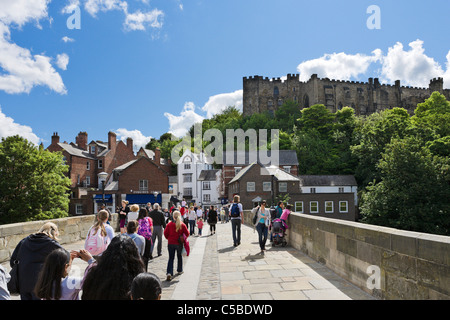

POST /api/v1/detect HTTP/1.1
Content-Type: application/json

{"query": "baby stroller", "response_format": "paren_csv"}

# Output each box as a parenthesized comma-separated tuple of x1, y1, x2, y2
(271, 218, 287, 247)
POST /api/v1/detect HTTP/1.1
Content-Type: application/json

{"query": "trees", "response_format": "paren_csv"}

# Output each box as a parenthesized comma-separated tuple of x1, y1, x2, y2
(0, 136, 71, 224)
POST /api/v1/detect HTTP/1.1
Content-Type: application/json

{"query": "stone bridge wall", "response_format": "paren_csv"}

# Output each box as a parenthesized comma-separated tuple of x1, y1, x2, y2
(243, 210, 449, 300)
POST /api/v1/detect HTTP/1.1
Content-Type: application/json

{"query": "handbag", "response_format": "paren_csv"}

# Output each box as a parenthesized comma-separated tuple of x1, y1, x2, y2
(7, 260, 20, 294)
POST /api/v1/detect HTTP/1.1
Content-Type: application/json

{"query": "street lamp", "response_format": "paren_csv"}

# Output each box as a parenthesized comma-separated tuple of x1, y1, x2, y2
(98, 172, 108, 207)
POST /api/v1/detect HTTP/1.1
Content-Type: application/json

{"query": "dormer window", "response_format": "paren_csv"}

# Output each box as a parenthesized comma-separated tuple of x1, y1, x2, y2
(90, 145, 96, 154)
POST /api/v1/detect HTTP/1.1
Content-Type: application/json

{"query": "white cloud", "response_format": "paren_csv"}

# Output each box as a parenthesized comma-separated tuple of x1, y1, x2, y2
(0, 0, 50, 27)
(297, 49, 382, 82)
(0, 1, 67, 94)
(380, 39, 445, 88)
(201, 89, 243, 118)
(296, 40, 450, 89)
(164, 102, 205, 138)
(71, 0, 164, 32)
(0, 22, 67, 94)
(123, 8, 164, 31)
(62, 36, 75, 43)
(114, 128, 152, 152)
(55, 53, 69, 70)
(0, 106, 41, 145)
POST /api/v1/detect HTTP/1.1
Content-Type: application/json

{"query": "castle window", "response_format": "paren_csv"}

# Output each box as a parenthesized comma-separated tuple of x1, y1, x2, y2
(278, 99, 283, 106)
(274, 86, 279, 96)
(303, 94, 310, 108)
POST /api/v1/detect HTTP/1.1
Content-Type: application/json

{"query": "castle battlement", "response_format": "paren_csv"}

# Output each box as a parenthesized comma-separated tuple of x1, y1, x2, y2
(243, 73, 449, 117)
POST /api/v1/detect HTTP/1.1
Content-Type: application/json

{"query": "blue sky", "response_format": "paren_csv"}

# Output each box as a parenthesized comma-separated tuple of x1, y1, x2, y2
(0, 0, 449, 150)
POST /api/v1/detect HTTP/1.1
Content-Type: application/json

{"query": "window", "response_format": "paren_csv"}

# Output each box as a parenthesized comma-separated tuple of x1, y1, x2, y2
(98, 160, 103, 169)
(279, 182, 287, 193)
(263, 181, 271, 192)
(310, 201, 318, 213)
(310, 187, 316, 193)
(75, 204, 83, 215)
(283, 166, 291, 173)
(339, 201, 348, 213)
(183, 174, 192, 183)
(203, 194, 211, 203)
(295, 201, 303, 213)
(90, 145, 96, 154)
(84, 176, 90, 187)
(247, 182, 255, 192)
(339, 187, 345, 193)
(234, 167, 242, 175)
(183, 188, 192, 196)
(184, 163, 191, 170)
(139, 180, 148, 192)
(325, 201, 334, 213)
(86, 161, 90, 170)
(203, 181, 211, 190)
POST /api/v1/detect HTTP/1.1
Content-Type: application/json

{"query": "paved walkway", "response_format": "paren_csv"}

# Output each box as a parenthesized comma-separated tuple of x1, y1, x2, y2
(3, 222, 375, 300)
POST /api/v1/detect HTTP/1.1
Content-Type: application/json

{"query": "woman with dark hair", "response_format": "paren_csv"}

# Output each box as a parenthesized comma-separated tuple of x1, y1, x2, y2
(34, 248, 94, 300)
(81, 234, 145, 300)
(130, 272, 162, 300)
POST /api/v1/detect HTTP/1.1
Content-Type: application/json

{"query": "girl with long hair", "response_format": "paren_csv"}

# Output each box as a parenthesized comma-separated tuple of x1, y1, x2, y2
(81, 234, 145, 300)
(34, 248, 93, 300)
(163, 210, 189, 281)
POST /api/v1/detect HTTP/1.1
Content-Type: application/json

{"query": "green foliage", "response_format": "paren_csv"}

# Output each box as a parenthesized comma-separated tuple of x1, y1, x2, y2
(0, 136, 71, 224)
(359, 138, 450, 235)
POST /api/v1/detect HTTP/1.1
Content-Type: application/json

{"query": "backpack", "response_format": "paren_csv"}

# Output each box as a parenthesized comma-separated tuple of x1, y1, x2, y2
(230, 203, 240, 218)
(138, 217, 152, 240)
(85, 226, 109, 256)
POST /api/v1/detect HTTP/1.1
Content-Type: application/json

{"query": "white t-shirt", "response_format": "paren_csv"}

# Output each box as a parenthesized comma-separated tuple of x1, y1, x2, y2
(196, 208, 203, 218)
(230, 203, 243, 219)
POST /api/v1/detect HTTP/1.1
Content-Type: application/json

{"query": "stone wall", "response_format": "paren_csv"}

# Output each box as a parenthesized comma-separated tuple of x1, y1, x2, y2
(0, 214, 119, 263)
(243, 210, 450, 300)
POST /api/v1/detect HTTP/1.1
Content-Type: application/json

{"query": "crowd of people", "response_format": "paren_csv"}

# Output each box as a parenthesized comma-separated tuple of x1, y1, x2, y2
(0, 195, 292, 300)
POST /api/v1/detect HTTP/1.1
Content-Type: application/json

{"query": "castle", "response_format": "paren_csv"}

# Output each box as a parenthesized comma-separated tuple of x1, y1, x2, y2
(243, 74, 450, 117)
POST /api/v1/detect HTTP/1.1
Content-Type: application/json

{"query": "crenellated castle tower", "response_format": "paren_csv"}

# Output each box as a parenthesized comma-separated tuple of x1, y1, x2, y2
(243, 74, 449, 117)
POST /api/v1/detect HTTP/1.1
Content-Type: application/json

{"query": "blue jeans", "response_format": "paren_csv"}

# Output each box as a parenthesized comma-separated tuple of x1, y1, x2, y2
(189, 220, 196, 235)
(256, 222, 268, 250)
(167, 244, 183, 276)
(231, 218, 241, 245)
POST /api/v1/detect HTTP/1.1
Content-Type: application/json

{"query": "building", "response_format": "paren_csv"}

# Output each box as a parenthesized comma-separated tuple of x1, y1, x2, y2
(47, 131, 171, 215)
(99, 155, 169, 211)
(228, 162, 358, 221)
(243, 74, 450, 117)
(47, 131, 136, 215)
(222, 150, 299, 202)
(177, 149, 222, 208)
(296, 175, 358, 221)
(198, 169, 222, 209)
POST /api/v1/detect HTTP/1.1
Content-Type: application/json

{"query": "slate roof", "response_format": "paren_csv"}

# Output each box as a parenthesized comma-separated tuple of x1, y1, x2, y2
(229, 162, 299, 184)
(57, 143, 96, 160)
(298, 175, 357, 186)
(222, 150, 298, 166)
(198, 169, 220, 181)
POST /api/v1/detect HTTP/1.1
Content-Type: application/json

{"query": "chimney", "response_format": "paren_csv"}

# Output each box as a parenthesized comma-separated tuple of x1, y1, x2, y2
(76, 132, 88, 151)
(126, 137, 133, 153)
(154, 147, 161, 165)
(51, 132, 60, 145)
(108, 131, 117, 150)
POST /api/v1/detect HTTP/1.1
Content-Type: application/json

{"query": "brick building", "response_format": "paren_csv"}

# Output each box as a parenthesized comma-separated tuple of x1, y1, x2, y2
(222, 150, 299, 203)
(47, 131, 171, 215)
(228, 162, 357, 221)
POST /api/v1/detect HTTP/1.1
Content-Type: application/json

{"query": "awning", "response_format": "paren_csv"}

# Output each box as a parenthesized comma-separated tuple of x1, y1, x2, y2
(252, 196, 262, 202)
(126, 194, 162, 205)
(94, 194, 113, 203)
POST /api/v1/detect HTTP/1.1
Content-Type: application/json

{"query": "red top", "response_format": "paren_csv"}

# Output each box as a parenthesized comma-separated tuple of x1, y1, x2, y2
(164, 221, 189, 245)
